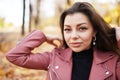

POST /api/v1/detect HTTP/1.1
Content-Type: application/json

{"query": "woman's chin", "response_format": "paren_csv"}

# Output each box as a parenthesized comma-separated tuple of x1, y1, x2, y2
(71, 48, 84, 52)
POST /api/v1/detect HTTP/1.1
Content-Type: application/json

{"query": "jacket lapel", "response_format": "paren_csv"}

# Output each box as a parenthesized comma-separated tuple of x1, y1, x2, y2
(89, 60, 113, 80)
(51, 48, 73, 80)
(89, 49, 115, 80)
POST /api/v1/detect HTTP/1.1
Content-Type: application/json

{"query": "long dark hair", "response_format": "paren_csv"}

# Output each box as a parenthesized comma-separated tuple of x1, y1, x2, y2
(59, 2, 120, 54)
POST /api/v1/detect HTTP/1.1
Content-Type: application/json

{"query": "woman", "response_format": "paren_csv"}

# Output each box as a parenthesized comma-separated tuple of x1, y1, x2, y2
(6, 2, 120, 80)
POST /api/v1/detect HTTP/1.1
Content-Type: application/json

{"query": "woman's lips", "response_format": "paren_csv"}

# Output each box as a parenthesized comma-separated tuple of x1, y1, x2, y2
(69, 42, 82, 47)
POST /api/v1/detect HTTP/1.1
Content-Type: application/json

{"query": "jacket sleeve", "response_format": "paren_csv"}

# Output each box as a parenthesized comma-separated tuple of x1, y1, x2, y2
(116, 58, 120, 80)
(6, 30, 50, 70)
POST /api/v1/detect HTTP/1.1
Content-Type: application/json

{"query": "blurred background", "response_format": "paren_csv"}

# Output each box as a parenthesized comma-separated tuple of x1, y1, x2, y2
(0, 0, 120, 80)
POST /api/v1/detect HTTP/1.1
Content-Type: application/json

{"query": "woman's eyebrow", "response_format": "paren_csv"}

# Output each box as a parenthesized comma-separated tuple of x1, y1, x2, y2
(76, 23, 87, 27)
(64, 25, 71, 27)
(64, 22, 87, 27)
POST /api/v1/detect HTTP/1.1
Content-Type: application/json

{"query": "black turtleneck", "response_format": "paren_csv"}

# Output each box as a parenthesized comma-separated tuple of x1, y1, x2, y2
(72, 48, 93, 80)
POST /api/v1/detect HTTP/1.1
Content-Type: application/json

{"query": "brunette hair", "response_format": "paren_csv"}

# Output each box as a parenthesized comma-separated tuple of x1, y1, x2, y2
(60, 2, 119, 54)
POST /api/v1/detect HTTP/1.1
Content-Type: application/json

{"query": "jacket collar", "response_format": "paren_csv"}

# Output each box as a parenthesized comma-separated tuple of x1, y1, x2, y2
(57, 48, 116, 64)
(56, 48, 72, 62)
(93, 48, 116, 64)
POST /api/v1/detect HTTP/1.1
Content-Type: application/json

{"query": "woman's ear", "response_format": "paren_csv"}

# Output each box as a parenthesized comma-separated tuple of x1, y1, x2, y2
(93, 30, 97, 37)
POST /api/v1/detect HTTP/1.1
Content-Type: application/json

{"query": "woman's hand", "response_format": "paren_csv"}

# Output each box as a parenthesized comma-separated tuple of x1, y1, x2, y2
(46, 34, 63, 48)
(115, 27, 120, 41)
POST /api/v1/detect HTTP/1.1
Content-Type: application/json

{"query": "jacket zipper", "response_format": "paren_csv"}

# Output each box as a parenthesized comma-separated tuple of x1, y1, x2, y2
(51, 68, 60, 80)
(49, 71, 53, 80)
(48, 66, 60, 80)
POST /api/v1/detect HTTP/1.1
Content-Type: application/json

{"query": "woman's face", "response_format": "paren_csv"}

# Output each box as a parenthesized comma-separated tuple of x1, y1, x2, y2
(63, 12, 96, 52)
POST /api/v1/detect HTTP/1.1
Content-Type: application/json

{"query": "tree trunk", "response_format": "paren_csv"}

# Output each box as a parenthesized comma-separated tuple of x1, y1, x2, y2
(22, 0, 26, 35)
(67, 0, 71, 5)
(35, 0, 40, 28)
(29, 0, 32, 32)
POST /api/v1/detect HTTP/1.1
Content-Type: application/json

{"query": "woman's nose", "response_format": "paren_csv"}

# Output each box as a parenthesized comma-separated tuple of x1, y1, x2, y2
(71, 31, 79, 39)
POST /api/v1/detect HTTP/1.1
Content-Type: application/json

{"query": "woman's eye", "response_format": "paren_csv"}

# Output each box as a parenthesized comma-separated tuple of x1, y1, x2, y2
(79, 27, 87, 31)
(64, 29, 71, 32)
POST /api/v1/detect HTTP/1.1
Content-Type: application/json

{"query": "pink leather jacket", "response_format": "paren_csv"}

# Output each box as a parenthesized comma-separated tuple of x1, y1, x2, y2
(6, 30, 120, 80)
